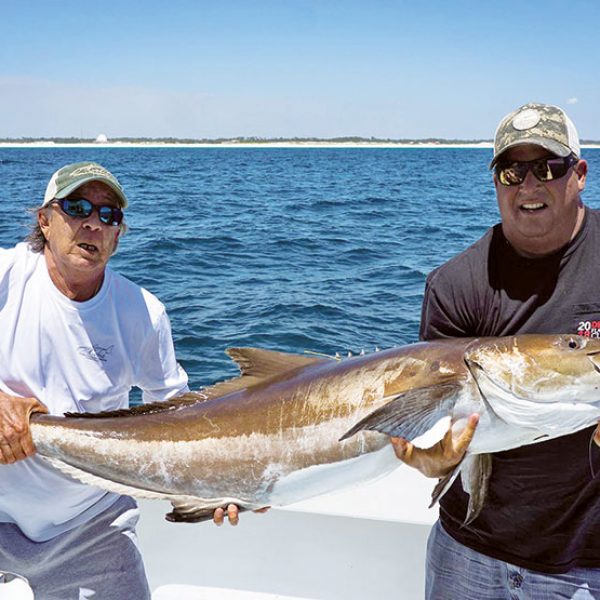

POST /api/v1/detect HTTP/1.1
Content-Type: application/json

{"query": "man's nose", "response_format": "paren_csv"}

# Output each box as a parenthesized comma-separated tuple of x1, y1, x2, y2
(82, 209, 103, 229)
(519, 168, 542, 190)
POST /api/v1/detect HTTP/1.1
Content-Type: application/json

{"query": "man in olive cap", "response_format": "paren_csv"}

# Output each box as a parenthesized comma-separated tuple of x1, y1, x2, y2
(394, 104, 600, 597)
(0, 162, 235, 598)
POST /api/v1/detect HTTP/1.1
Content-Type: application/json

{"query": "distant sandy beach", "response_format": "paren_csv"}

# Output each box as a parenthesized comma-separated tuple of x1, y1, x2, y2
(0, 141, 494, 149)
(1, 142, 599, 149)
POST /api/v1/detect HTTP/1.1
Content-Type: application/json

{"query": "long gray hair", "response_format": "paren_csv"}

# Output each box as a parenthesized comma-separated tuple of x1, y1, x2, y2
(25, 207, 49, 253)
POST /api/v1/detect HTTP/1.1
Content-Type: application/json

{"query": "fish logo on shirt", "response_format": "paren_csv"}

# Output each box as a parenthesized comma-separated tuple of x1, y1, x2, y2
(78, 345, 114, 363)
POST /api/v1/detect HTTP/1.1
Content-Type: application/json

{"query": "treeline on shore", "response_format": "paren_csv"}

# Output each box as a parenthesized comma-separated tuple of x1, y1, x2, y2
(1, 136, 490, 144)
(2, 136, 600, 145)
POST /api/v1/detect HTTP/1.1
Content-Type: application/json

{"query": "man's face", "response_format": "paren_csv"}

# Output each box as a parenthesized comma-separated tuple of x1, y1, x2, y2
(494, 144, 587, 257)
(39, 181, 122, 279)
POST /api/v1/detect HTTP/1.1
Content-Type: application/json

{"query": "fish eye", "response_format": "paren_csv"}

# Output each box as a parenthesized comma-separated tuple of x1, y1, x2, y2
(567, 337, 581, 349)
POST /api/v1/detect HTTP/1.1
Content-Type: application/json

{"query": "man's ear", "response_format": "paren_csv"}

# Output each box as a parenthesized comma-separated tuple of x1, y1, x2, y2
(38, 208, 51, 239)
(575, 159, 588, 192)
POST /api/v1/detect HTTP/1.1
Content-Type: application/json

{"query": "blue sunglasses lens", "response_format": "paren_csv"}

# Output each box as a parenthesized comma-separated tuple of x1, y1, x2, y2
(58, 199, 123, 226)
(97, 205, 123, 225)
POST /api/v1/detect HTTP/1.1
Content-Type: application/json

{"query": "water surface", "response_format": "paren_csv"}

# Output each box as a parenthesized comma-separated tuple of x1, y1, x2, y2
(1, 147, 598, 390)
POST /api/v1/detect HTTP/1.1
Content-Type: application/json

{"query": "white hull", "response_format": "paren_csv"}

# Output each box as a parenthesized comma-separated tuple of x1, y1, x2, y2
(138, 463, 437, 600)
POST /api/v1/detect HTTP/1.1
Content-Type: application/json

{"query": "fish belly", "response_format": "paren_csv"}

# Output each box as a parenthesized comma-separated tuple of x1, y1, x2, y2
(266, 443, 400, 507)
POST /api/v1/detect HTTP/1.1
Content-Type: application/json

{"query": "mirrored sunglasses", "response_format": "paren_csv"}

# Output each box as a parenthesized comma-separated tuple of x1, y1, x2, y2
(54, 198, 124, 226)
(496, 155, 578, 186)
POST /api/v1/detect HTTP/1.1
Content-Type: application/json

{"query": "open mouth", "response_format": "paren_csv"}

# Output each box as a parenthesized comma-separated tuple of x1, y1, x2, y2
(78, 243, 98, 254)
(520, 202, 547, 212)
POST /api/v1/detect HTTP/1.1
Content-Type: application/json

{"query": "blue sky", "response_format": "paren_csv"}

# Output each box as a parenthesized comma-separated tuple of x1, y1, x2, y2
(1, 0, 599, 139)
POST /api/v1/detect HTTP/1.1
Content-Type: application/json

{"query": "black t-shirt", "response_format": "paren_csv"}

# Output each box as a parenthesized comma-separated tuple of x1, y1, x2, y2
(420, 207, 600, 573)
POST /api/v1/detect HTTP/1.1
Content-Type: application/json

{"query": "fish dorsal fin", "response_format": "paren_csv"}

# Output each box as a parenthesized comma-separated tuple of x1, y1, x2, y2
(62, 392, 205, 419)
(198, 348, 331, 401)
(226, 347, 329, 378)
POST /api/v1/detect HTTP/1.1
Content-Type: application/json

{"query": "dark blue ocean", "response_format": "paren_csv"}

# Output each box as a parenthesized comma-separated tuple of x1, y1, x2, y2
(1, 147, 599, 392)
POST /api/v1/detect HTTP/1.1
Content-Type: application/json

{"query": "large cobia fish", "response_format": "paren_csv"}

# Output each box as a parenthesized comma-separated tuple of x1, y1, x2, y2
(29, 334, 600, 523)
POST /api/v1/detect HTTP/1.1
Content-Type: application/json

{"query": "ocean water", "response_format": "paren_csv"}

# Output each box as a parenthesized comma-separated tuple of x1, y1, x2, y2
(1, 147, 599, 391)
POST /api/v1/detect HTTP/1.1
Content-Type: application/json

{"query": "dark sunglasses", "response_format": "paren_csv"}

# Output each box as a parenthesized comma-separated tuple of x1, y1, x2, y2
(54, 198, 124, 226)
(496, 155, 578, 186)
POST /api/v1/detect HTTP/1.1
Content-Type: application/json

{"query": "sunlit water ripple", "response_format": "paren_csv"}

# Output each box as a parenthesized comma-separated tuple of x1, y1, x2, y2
(1, 147, 598, 395)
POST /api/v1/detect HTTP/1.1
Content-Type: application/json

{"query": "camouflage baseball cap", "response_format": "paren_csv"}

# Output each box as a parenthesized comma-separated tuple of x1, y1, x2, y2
(42, 161, 128, 208)
(490, 103, 580, 168)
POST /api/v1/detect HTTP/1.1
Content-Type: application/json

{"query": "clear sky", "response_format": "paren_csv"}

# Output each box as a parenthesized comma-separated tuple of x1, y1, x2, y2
(1, 0, 599, 139)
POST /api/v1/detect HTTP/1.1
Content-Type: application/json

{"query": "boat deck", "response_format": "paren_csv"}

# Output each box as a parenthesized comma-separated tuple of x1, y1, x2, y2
(139, 465, 437, 600)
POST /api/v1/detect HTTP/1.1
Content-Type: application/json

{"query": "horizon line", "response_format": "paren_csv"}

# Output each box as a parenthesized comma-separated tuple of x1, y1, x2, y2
(2, 136, 600, 146)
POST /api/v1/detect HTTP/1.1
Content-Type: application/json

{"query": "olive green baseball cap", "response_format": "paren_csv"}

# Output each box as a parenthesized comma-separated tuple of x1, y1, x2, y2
(42, 161, 128, 208)
(490, 103, 580, 168)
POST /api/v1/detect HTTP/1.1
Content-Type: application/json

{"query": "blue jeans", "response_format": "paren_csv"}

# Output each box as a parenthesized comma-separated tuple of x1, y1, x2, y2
(0, 495, 150, 600)
(426, 520, 600, 600)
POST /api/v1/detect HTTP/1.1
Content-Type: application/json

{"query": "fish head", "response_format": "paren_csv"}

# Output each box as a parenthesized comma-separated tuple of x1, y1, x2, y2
(465, 334, 600, 402)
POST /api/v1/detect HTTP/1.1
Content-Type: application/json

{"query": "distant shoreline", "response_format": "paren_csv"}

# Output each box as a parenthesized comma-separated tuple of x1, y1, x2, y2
(0, 141, 494, 149)
(1, 141, 600, 149)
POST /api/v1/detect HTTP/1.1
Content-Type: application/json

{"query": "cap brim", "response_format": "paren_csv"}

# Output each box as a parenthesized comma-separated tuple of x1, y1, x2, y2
(53, 176, 128, 208)
(489, 137, 572, 169)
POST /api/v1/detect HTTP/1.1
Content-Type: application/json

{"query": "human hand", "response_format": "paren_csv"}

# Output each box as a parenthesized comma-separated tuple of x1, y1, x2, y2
(0, 392, 48, 464)
(212, 504, 270, 527)
(390, 413, 479, 478)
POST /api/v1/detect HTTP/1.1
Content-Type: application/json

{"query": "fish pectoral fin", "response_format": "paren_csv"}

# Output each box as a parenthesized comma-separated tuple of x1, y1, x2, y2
(339, 381, 462, 442)
(166, 500, 248, 523)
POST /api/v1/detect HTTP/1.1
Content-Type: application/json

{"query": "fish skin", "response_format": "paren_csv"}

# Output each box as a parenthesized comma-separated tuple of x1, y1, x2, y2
(28, 334, 600, 523)
(342, 334, 600, 522)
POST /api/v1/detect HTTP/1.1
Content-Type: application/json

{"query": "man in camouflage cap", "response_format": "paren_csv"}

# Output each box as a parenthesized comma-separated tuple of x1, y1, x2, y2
(394, 103, 600, 597)
(490, 102, 581, 167)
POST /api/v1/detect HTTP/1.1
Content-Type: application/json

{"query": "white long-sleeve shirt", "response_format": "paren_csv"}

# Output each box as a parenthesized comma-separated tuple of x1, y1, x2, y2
(0, 243, 189, 540)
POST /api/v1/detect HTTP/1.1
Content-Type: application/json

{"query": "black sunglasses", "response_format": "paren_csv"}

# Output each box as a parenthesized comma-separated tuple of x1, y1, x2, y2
(496, 155, 578, 186)
(54, 198, 124, 226)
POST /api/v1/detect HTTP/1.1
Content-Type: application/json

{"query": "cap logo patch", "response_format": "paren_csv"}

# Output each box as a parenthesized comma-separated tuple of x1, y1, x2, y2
(70, 165, 115, 180)
(512, 109, 541, 131)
